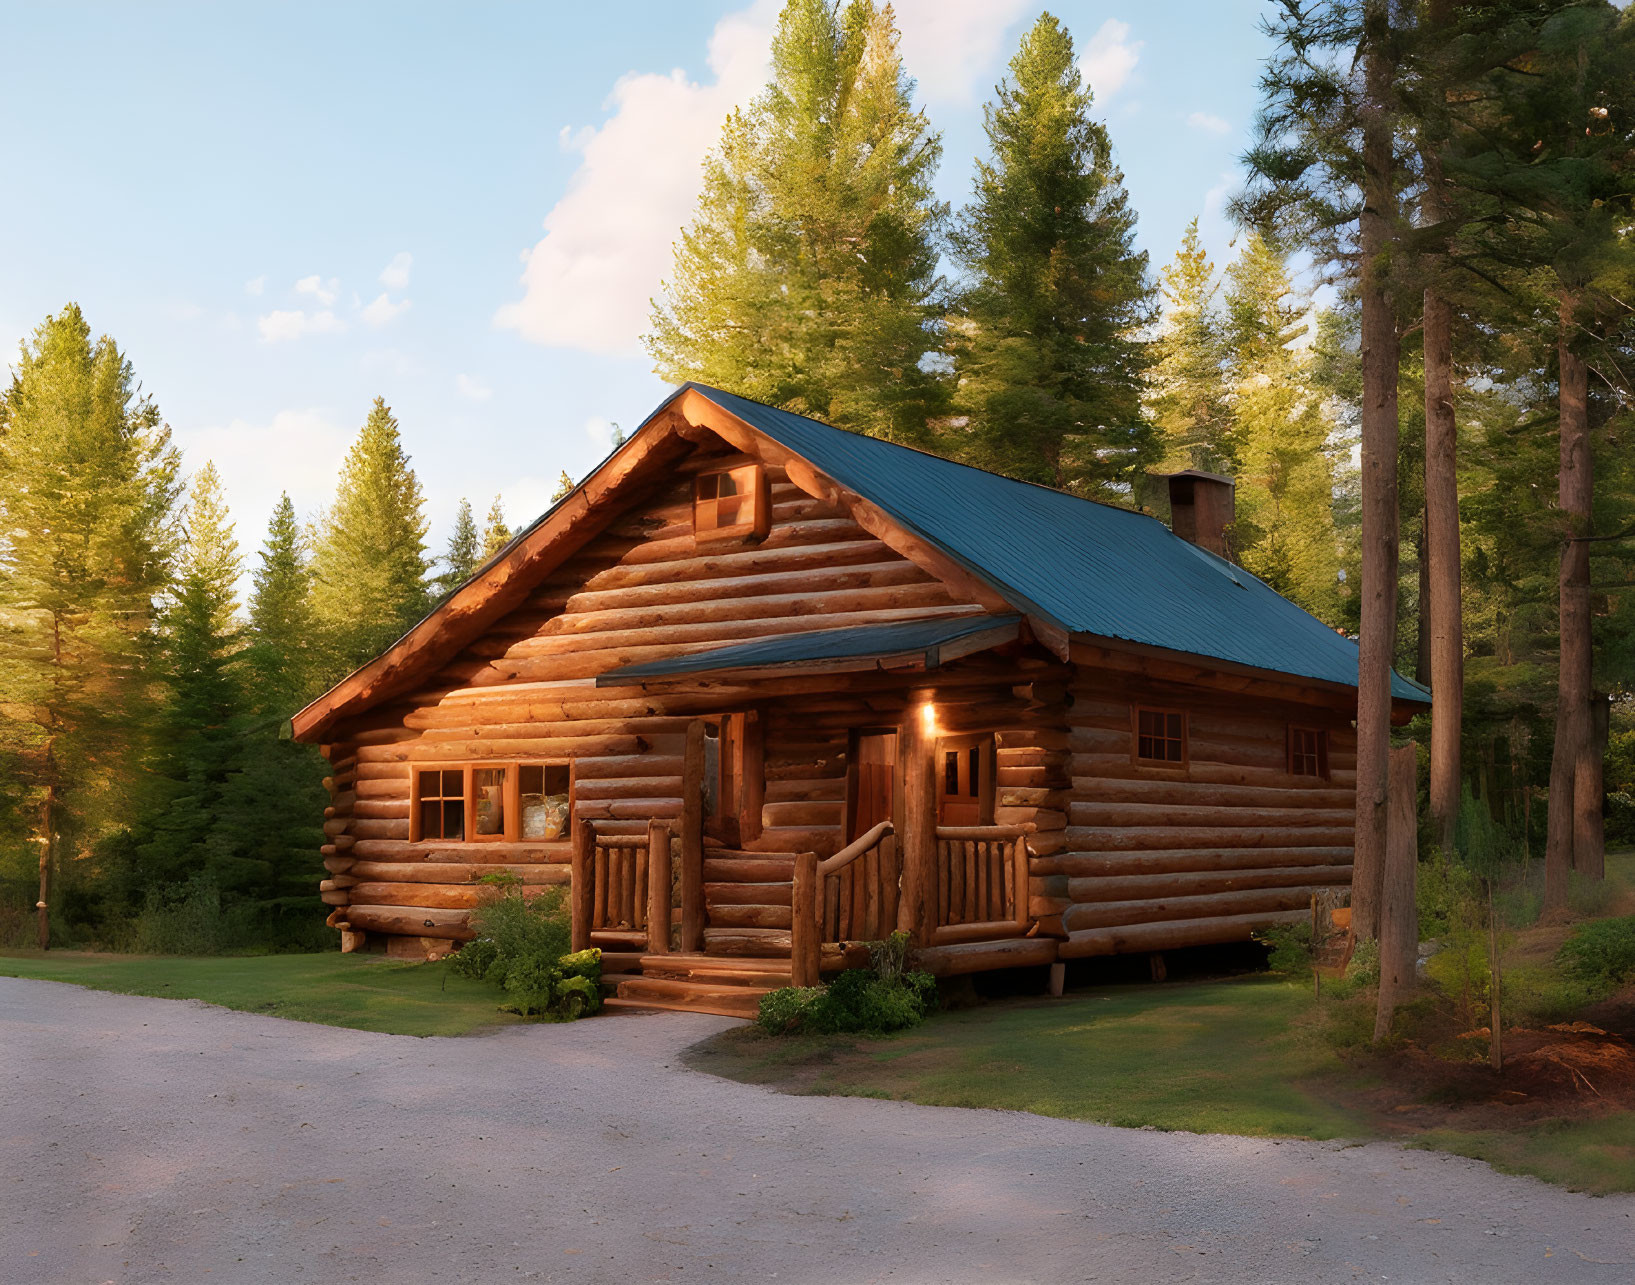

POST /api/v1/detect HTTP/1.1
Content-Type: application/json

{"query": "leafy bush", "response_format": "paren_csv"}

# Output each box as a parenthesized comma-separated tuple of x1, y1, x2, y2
(1254, 921, 1313, 978)
(1556, 915, 1635, 991)
(756, 931, 937, 1035)
(447, 885, 600, 1020)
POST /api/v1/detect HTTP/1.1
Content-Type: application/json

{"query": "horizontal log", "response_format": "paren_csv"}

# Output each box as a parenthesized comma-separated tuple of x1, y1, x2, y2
(1067, 802, 1356, 830)
(1066, 772, 1353, 810)
(344, 905, 474, 941)
(913, 937, 1057, 977)
(704, 881, 793, 906)
(1066, 865, 1353, 903)
(1064, 826, 1354, 852)
(707, 904, 794, 929)
(347, 861, 569, 884)
(1036, 846, 1354, 878)
(1060, 887, 1319, 933)
(930, 920, 1025, 946)
(1059, 909, 1307, 959)
(703, 855, 797, 882)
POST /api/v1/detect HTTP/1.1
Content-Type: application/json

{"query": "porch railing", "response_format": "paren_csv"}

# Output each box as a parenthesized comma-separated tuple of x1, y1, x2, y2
(790, 820, 894, 987)
(930, 823, 1034, 946)
(571, 819, 672, 954)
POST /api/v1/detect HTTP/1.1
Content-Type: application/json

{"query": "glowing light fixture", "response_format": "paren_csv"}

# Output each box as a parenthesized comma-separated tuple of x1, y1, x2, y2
(920, 701, 937, 735)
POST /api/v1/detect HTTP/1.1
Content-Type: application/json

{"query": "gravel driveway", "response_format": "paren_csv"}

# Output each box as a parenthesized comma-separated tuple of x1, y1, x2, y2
(3, 977, 1633, 1284)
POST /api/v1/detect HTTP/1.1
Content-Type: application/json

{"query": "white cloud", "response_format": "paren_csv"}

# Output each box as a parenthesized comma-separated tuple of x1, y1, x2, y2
(360, 292, 411, 327)
(583, 415, 618, 449)
(1081, 19, 1141, 103)
(379, 251, 413, 290)
(244, 275, 266, 297)
(1187, 110, 1230, 135)
(174, 408, 352, 553)
(890, 0, 1030, 105)
(495, 3, 777, 355)
(457, 373, 493, 401)
(257, 308, 345, 342)
(295, 274, 340, 307)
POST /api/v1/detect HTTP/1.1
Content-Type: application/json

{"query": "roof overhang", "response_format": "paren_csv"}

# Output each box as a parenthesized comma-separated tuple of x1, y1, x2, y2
(595, 613, 1022, 687)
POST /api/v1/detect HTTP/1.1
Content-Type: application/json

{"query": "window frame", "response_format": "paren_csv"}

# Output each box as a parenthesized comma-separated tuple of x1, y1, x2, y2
(694, 463, 770, 542)
(702, 710, 764, 845)
(935, 732, 995, 826)
(1131, 704, 1188, 767)
(409, 761, 574, 844)
(1287, 725, 1331, 780)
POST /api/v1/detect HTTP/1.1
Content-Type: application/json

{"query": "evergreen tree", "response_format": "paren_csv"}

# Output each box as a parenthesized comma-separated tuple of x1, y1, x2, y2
(946, 13, 1156, 496)
(308, 397, 429, 679)
(480, 496, 512, 558)
(647, 0, 947, 442)
(435, 497, 480, 597)
(246, 493, 317, 716)
(131, 463, 246, 895)
(1221, 234, 1342, 620)
(1148, 220, 1230, 474)
(552, 470, 575, 502)
(0, 304, 179, 944)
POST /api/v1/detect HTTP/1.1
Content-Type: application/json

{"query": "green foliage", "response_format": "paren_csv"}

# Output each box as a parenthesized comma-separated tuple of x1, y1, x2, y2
(245, 494, 317, 715)
(433, 497, 480, 598)
(1556, 915, 1635, 991)
(1148, 220, 1230, 474)
(480, 495, 512, 559)
(1254, 921, 1313, 978)
(448, 887, 599, 1020)
(945, 12, 1154, 497)
(648, 0, 947, 444)
(757, 931, 935, 1035)
(307, 397, 430, 680)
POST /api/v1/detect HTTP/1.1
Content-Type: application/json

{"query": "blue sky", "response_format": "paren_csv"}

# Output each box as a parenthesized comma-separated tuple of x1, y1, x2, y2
(1, 1, 1273, 587)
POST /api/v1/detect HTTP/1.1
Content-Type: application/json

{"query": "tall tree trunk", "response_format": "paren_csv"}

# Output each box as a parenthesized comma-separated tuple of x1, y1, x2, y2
(1422, 0, 1462, 860)
(1574, 693, 1607, 880)
(1352, 0, 1401, 941)
(1414, 509, 1432, 687)
(36, 754, 55, 952)
(1544, 294, 1593, 912)
(1375, 742, 1419, 1042)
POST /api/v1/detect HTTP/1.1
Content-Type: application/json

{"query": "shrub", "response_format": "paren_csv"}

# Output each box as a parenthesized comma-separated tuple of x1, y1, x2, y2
(1254, 921, 1312, 978)
(448, 885, 600, 1020)
(1556, 915, 1635, 992)
(756, 931, 936, 1035)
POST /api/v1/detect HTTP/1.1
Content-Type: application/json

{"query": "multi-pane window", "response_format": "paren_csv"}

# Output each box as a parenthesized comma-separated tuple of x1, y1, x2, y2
(938, 734, 994, 825)
(1288, 726, 1330, 779)
(410, 763, 571, 843)
(695, 464, 767, 540)
(1134, 706, 1187, 765)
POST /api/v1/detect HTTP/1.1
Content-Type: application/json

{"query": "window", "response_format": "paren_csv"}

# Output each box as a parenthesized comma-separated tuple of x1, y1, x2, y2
(1134, 706, 1187, 765)
(1288, 726, 1330, 779)
(703, 712, 763, 844)
(695, 463, 768, 540)
(937, 733, 994, 825)
(410, 762, 571, 843)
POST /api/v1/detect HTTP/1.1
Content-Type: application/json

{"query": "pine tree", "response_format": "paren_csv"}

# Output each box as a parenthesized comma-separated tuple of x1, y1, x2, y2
(480, 496, 512, 558)
(0, 304, 179, 946)
(1221, 234, 1342, 620)
(946, 13, 1156, 496)
(647, 0, 947, 442)
(551, 470, 575, 502)
(1148, 220, 1230, 474)
(308, 397, 429, 679)
(246, 493, 316, 716)
(435, 498, 480, 597)
(131, 462, 246, 895)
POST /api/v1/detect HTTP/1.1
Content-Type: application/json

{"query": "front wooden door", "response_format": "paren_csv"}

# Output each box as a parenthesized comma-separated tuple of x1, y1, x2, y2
(849, 730, 897, 840)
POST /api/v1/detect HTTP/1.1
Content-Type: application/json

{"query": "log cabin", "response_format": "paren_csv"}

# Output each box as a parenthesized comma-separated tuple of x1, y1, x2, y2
(291, 383, 1428, 1016)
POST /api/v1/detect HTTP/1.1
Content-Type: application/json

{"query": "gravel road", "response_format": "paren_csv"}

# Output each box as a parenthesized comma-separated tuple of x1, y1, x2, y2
(3, 977, 1632, 1284)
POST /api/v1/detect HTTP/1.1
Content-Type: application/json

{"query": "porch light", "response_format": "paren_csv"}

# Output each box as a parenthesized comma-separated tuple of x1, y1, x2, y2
(920, 701, 937, 735)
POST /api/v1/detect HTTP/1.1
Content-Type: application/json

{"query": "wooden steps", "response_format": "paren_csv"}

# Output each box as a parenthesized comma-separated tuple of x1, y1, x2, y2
(603, 950, 793, 1019)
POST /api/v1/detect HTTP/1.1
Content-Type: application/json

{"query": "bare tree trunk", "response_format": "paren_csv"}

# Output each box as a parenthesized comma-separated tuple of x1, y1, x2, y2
(1352, 0, 1402, 941)
(1414, 510, 1432, 687)
(1375, 742, 1420, 1042)
(1574, 694, 1607, 881)
(1424, 282, 1462, 857)
(1545, 296, 1593, 912)
(36, 772, 55, 953)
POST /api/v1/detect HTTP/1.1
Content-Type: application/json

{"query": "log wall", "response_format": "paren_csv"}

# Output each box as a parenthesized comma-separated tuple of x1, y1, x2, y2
(1046, 664, 1357, 959)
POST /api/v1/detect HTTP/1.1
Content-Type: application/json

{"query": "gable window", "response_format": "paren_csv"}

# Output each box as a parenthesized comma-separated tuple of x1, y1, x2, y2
(1133, 706, 1187, 765)
(410, 762, 571, 843)
(695, 463, 768, 541)
(703, 711, 763, 845)
(1288, 726, 1330, 779)
(937, 733, 994, 826)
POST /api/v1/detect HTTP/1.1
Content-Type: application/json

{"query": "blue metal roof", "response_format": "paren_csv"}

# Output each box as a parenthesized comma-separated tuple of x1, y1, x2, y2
(597, 614, 1022, 686)
(648, 384, 1428, 703)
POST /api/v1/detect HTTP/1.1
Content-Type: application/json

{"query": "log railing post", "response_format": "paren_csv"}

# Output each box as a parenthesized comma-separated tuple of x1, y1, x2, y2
(791, 850, 820, 987)
(1012, 833, 1030, 932)
(646, 818, 672, 956)
(571, 819, 595, 953)
(679, 720, 706, 952)
(899, 690, 937, 946)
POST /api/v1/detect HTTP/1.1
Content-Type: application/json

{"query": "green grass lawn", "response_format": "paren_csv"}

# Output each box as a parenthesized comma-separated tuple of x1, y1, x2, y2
(0, 950, 521, 1037)
(689, 972, 1635, 1195)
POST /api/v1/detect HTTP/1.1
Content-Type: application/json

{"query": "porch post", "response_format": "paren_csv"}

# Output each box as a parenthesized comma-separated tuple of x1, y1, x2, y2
(570, 818, 595, 953)
(679, 720, 706, 952)
(898, 687, 938, 946)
